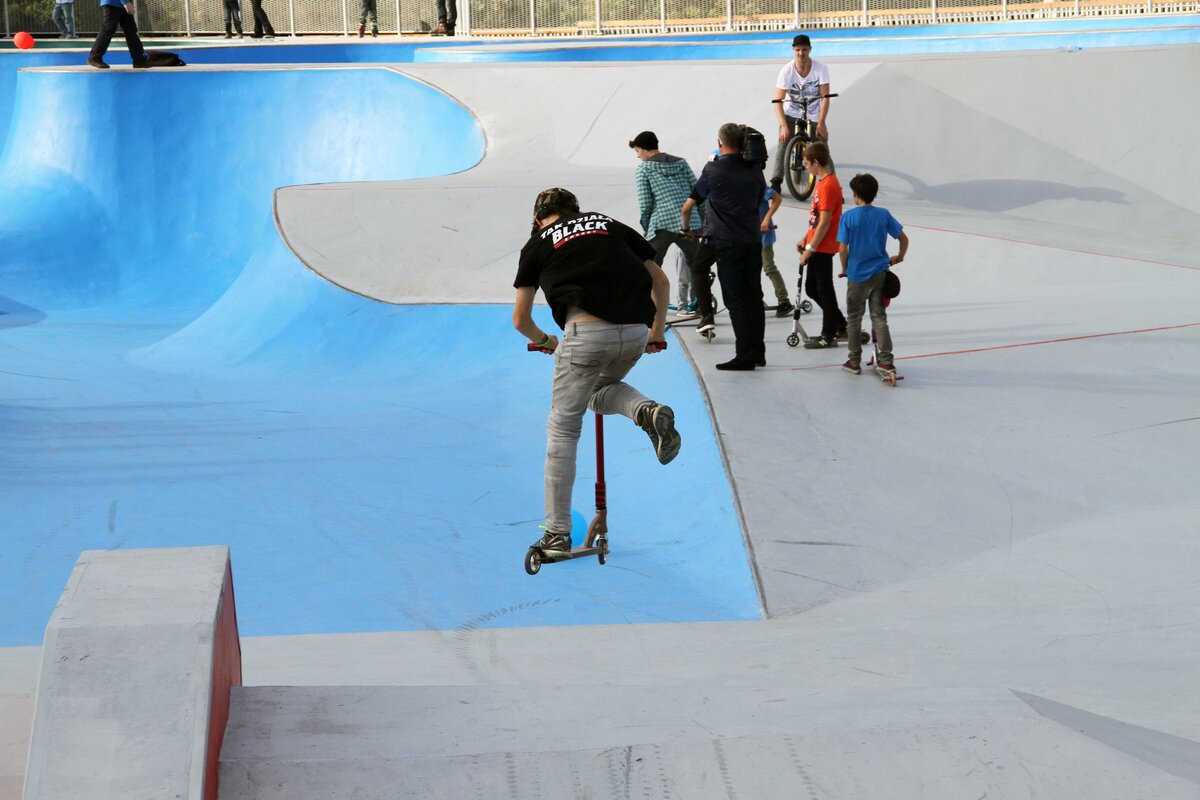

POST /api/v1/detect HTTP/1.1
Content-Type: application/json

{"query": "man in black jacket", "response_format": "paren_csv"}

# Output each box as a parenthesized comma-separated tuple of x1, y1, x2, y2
(681, 123, 767, 371)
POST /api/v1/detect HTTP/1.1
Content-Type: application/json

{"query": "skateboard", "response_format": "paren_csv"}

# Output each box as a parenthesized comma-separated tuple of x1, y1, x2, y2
(873, 362, 903, 386)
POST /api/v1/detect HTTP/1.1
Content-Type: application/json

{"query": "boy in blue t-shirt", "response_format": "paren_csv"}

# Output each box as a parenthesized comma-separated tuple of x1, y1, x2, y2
(836, 173, 909, 374)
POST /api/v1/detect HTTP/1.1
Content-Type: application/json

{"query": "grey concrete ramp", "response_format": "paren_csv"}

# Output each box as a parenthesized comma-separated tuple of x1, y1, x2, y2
(219, 685, 1198, 798)
(22, 547, 241, 800)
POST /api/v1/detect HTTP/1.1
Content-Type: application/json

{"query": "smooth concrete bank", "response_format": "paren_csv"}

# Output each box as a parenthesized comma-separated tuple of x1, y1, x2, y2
(3, 27, 1199, 800)
(233, 44, 1198, 797)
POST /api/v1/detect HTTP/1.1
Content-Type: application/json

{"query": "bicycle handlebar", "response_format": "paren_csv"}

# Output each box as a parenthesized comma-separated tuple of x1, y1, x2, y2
(771, 92, 838, 103)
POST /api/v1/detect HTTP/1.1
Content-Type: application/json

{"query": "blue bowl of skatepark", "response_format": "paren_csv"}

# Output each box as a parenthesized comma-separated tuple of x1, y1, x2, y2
(0, 52, 762, 646)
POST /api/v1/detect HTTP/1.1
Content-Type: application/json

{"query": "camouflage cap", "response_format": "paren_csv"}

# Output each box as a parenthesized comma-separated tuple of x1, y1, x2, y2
(533, 187, 579, 219)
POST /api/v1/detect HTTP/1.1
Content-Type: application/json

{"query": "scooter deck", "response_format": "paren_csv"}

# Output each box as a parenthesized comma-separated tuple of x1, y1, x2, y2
(540, 544, 606, 560)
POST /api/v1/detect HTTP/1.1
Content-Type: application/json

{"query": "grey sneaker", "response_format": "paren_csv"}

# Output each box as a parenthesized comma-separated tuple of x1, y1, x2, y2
(534, 530, 572, 558)
(803, 336, 835, 349)
(638, 403, 681, 465)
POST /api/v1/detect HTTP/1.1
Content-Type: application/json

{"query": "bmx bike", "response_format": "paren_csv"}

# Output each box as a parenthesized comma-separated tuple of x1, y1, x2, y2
(772, 92, 837, 202)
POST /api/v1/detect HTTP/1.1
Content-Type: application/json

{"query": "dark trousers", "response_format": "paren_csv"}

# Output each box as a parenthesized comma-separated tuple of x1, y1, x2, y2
(90, 5, 145, 62)
(224, 0, 243, 34)
(249, 0, 275, 36)
(648, 231, 717, 319)
(714, 242, 765, 361)
(804, 251, 846, 339)
(436, 0, 457, 25)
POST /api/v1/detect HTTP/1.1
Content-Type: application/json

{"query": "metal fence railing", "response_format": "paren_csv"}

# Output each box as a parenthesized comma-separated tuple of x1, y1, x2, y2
(4, 0, 1194, 38)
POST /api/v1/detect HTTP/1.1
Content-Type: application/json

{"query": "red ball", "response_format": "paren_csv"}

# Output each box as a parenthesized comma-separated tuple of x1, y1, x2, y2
(13, 32, 35, 50)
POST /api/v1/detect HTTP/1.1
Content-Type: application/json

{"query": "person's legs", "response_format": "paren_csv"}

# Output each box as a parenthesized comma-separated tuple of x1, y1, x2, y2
(844, 276, 870, 365)
(544, 323, 647, 534)
(250, 0, 274, 36)
(769, 116, 799, 186)
(89, 6, 122, 63)
(677, 236, 716, 319)
(715, 243, 765, 362)
(760, 244, 789, 304)
(53, 4, 67, 36)
(117, 8, 147, 64)
(804, 252, 845, 340)
(65, 3, 75, 36)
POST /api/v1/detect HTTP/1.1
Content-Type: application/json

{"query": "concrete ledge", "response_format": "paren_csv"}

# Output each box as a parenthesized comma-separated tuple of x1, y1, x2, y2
(21, 547, 241, 800)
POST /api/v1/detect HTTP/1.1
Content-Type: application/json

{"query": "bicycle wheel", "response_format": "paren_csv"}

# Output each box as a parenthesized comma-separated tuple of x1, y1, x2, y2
(783, 135, 816, 201)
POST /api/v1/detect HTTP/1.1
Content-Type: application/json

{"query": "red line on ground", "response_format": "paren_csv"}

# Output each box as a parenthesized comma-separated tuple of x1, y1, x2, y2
(789, 321, 1200, 371)
(907, 224, 1200, 271)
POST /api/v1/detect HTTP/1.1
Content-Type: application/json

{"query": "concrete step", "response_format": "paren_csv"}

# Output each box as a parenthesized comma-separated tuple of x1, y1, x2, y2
(219, 685, 1199, 799)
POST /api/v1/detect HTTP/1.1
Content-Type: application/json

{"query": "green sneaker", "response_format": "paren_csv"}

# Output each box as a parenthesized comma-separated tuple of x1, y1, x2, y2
(637, 403, 681, 465)
(534, 529, 572, 559)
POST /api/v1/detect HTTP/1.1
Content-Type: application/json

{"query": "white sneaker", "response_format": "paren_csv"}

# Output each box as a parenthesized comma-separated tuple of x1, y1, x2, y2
(675, 307, 700, 319)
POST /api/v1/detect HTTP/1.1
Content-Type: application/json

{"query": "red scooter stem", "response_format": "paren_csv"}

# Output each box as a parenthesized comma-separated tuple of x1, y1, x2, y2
(594, 414, 606, 512)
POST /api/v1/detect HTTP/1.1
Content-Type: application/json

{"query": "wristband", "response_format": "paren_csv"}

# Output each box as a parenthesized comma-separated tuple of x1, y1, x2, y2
(534, 334, 551, 348)
(804, 244, 814, 253)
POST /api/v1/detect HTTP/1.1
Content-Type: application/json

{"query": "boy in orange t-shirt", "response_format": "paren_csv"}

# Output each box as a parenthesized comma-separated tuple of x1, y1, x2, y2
(796, 141, 847, 348)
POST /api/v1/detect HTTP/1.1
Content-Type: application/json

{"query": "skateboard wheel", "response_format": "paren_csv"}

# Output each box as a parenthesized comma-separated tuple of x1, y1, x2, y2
(524, 547, 542, 575)
(786, 333, 800, 347)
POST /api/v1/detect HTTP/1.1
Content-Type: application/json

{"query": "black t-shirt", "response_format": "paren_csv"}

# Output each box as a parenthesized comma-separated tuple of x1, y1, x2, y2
(514, 211, 657, 330)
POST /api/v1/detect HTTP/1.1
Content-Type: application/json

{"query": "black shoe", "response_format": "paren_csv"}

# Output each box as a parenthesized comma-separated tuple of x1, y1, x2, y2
(803, 336, 835, 349)
(637, 403, 681, 465)
(87, 57, 109, 69)
(755, 357, 766, 367)
(132, 59, 151, 69)
(696, 316, 715, 334)
(770, 176, 783, 192)
(775, 300, 794, 318)
(358, 23, 365, 37)
(716, 358, 756, 371)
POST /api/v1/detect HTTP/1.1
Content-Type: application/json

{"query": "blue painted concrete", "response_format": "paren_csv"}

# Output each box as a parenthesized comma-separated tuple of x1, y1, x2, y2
(0, 64, 760, 646)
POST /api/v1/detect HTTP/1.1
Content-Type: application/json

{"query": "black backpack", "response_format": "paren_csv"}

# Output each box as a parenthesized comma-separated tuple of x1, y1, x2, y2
(740, 125, 768, 169)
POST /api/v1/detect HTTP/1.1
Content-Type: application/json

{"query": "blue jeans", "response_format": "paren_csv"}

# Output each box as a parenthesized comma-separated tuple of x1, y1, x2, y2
(544, 321, 650, 534)
(54, 3, 75, 37)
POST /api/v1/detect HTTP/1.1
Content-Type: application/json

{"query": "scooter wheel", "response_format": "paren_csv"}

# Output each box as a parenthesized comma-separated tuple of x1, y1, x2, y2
(786, 333, 800, 347)
(800, 300, 813, 313)
(860, 331, 870, 345)
(524, 548, 542, 575)
(596, 537, 607, 565)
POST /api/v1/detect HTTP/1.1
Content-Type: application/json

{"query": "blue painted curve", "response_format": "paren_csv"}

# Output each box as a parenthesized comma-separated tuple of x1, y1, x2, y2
(0, 63, 761, 646)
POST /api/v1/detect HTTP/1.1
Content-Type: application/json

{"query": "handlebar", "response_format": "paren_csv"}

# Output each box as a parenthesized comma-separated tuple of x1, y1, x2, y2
(771, 92, 838, 104)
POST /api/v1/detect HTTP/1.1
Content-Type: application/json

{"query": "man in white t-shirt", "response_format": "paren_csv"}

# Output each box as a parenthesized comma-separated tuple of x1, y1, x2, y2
(770, 34, 831, 189)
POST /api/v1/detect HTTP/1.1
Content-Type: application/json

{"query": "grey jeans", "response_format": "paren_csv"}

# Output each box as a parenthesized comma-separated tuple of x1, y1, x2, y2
(545, 321, 651, 534)
(846, 270, 893, 365)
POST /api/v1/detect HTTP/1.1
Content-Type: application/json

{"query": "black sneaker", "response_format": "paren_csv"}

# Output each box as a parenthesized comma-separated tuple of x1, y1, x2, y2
(132, 59, 151, 69)
(803, 336, 835, 349)
(637, 403, 681, 465)
(696, 316, 715, 334)
(716, 358, 756, 371)
(534, 530, 571, 558)
(87, 57, 109, 69)
(775, 299, 794, 318)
